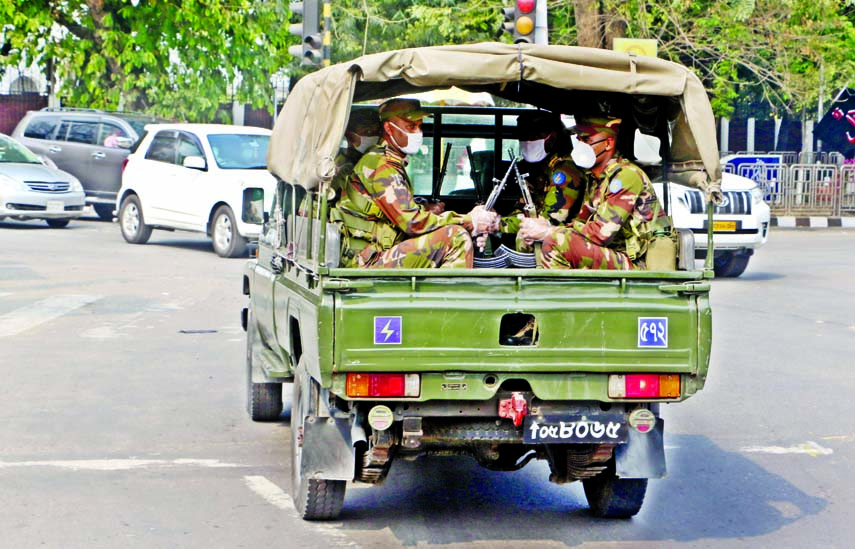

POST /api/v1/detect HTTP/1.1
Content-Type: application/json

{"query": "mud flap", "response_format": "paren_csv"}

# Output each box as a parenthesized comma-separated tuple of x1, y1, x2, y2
(301, 415, 355, 481)
(615, 418, 666, 479)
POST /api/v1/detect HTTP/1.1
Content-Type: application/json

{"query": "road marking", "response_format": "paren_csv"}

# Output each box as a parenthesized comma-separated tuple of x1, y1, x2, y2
(741, 441, 833, 457)
(0, 294, 99, 338)
(0, 458, 243, 471)
(821, 434, 855, 442)
(244, 475, 294, 510)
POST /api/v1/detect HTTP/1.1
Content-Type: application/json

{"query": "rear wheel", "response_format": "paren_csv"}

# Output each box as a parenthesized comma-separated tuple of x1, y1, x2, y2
(119, 195, 152, 244)
(713, 250, 751, 278)
(290, 364, 346, 520)
(245, 312, 282, 421)
(45, 219, 70, 228)
(582, 459, 648, 518)
(211, 205, 248, 258)
(93, 203, 114, 221)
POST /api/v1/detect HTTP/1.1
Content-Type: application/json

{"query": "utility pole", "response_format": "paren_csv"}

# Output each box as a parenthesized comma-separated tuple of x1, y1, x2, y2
(534, 0, 548, 45)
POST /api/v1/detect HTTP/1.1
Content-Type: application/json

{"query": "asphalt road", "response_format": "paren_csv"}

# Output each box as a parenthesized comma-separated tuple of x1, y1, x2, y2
(1, 215, 853, 548)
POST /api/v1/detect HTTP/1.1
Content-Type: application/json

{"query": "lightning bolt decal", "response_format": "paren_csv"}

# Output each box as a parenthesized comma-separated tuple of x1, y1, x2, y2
(381, 320, 394, 342)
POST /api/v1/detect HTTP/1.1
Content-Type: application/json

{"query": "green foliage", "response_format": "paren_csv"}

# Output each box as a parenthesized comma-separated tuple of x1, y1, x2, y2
(0, 0, 292, 121)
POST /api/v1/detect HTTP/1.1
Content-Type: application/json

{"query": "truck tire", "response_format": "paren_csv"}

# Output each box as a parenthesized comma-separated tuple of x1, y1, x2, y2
(246, 314, 282, 421)
(119, 195, 153, 244)
(211, 205, 248, 258)
(713, 250, 751, 278)
(582, 459, 647, 518)
(290, 364, 346, 520)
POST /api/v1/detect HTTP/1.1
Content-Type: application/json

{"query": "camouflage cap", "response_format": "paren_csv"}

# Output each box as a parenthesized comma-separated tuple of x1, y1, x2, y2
(516, 110, 563, 140)
(378, 98, 430, 122)
(571, 117, 622, 138)
(346, 108, 381, 135)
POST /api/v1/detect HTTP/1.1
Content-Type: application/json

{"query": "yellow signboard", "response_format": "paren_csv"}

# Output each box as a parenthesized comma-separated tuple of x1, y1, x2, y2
(613, 38, 658, 58)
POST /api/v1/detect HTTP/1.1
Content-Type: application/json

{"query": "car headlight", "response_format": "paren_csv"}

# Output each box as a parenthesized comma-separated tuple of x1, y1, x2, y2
(0, 173, 27, 191)
(69, 177, 84, 192)
(750, 184, 764, 205)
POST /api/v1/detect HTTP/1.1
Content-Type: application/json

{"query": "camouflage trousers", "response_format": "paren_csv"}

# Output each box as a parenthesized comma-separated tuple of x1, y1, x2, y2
(354, 225, 474, 269)
(541, 229, 634, 270)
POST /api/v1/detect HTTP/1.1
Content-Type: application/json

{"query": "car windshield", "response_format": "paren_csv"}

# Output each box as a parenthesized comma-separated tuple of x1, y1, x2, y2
(208, 134, 270, 169)
(0, 135, 43, 164)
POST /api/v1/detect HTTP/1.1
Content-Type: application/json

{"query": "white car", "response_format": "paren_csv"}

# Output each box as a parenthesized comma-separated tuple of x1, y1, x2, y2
(117, 124, 275, 257)
(0, 133, 86, 228)
(655, 172, 771, 277)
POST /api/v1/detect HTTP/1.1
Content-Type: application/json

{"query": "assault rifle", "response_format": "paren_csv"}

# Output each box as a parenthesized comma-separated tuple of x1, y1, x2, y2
(511, 152, 543, 268)
(484, 151, 518, 211)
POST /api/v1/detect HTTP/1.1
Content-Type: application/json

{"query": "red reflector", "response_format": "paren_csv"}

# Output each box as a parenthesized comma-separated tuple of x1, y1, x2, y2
(517, 0, 535, 13)
(624, 374, 660, 398)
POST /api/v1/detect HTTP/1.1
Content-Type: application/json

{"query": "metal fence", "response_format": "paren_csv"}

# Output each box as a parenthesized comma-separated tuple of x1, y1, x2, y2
(724, 160, 855, 216)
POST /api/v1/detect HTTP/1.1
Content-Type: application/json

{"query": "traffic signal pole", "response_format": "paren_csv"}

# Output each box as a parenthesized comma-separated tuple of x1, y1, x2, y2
(534, 0, 548, 45)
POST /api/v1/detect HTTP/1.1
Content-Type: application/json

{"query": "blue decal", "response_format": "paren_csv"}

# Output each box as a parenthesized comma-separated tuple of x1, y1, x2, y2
(374, 316, 402, 345)
(638, 317, 668, 348)
(552, 172, 566, 186)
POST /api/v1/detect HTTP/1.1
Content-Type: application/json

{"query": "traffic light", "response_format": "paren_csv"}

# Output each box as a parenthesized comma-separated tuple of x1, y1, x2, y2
(288, 1, 323, 67)
(499, 0, 537, 44)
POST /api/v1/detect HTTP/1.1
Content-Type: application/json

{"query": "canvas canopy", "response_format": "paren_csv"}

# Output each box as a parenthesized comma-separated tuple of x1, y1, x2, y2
(269, 42, 721, 196)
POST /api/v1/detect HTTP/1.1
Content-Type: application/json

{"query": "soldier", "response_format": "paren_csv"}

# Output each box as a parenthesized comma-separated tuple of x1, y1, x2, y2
(332, 98, 497, 269)
(517, 117, 671, 269)
(332, 108, 381, 195)
(499, 110, 586, 250)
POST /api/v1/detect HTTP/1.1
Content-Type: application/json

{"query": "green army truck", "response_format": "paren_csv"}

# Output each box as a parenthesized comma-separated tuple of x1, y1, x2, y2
(241, 43, 720, 520)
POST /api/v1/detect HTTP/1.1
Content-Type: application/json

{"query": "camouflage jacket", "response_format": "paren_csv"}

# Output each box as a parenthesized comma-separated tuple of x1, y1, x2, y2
(331, 146, 363, 194)
(566, 156, 671, 260)
(500, 153, 585, 234)
(334, 142, 472, 250)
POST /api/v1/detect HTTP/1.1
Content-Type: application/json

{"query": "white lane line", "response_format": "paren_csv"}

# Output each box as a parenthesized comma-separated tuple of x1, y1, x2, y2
(0, 458, 244, 471)
(0, 294, 99, 338)
(244, 475, 294, 510)
(741, 441, 833, 457)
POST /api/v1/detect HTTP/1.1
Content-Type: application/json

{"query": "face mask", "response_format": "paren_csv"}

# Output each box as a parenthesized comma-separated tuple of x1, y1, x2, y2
(389, 122, 423, 155)
(520, 139, 548, 163)
(355, 135, 379, 153)
(571, 138, 607, 169)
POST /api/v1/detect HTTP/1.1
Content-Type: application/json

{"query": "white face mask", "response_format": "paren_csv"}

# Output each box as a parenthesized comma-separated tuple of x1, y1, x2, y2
(520, 139, 548, 163)
(355, 135, 379, 153)
(571, 141, 597, 169)
(389, 122, 423, 155)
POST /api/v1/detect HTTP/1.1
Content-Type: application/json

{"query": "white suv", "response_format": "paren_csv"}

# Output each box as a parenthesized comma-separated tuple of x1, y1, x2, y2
(655, 172, 770, 277)
(117, 124, 275, 257)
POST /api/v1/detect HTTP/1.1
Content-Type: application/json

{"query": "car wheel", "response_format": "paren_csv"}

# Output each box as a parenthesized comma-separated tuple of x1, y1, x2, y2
(291, 363, 346, 520)
(246, 311, 283, 421)
(93, 204, 114, 221)
(119, 195, 153, 244)
(582, 459, 648, 518)
(713, 251, 751, 278)
(45, 219, 70, 228)
(211, 205, 248, 258)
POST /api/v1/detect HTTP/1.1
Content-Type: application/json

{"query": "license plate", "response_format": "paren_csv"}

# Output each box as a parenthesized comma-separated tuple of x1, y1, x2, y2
(523, 414, 628, 444)
(712, 220, 737, 232)
(46, 200, 64, 213)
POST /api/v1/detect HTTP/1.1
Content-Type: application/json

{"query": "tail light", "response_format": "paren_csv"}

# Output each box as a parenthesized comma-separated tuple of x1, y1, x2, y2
(346, 373, 420, 398)
(121, 158, 129, 172)
(608, 374, 680, 398)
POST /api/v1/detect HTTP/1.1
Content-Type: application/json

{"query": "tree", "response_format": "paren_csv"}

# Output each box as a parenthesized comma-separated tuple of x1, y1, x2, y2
(0, 0, 293, 121)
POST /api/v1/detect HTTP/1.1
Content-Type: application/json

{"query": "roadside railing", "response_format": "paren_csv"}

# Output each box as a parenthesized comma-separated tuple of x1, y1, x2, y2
(722, 156, 855, 217)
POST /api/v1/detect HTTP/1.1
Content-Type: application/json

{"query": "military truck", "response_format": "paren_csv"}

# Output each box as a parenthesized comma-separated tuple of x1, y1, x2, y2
(241, 43, 720, 520)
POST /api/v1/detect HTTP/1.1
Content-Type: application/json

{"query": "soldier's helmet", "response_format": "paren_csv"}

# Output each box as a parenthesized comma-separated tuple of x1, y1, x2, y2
(346, 109, 381, 136)
(571, 116, 622, 138)
(516, 110, 563, 141)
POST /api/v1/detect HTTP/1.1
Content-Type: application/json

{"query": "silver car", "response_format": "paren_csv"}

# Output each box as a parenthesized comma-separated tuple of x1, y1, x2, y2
(0, 133, 86, 228)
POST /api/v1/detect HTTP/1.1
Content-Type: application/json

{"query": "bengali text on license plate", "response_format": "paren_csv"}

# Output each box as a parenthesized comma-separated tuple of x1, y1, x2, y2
(712, 220, 737, 231)
(523, 415, 628, 444)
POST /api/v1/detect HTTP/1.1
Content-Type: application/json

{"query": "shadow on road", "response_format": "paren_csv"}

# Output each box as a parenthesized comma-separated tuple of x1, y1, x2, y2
(333, 433, 825, 546)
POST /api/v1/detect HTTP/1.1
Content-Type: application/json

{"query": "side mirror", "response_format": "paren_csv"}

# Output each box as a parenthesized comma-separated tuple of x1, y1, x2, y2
(115, 137, 135, 149)
(242, 188, 265, 223)
(182, 155, 207, 170)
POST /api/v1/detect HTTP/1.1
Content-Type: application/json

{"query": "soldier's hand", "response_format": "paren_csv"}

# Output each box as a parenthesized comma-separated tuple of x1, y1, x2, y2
(519, 217, 551, 245)
(469, 205, 499, 234)
(425, 200, 445, 215)
(475, 233, 489, 252)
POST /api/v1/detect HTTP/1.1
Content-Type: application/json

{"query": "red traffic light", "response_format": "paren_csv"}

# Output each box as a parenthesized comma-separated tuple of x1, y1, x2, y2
(516, 0, 535, 13)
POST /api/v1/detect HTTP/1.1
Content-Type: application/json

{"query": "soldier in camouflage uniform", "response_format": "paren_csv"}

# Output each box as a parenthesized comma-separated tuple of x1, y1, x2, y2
(331, 108, 381, 195)
(499, 111, 586, 250)
(332, 98, 498, 269)
(518, 117, 671, 269)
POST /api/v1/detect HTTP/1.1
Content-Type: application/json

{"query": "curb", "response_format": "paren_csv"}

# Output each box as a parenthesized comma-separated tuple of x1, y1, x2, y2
(771, 216, 855, 228)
